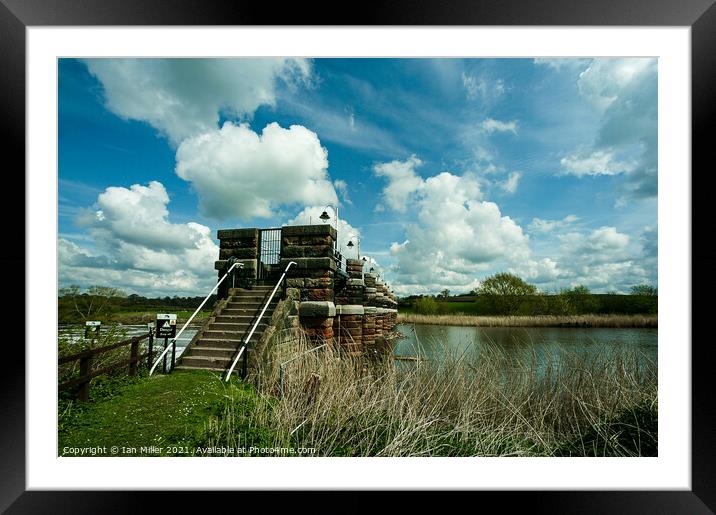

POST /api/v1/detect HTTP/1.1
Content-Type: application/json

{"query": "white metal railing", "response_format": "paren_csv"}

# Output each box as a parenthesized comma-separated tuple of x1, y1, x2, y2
(149, 261, 243, 376)
(224, 260, 297, 381)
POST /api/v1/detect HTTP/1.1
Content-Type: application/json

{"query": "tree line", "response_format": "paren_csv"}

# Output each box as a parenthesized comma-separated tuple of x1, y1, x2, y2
(58, 285, 216, 323)
(407, 273, 657, 316)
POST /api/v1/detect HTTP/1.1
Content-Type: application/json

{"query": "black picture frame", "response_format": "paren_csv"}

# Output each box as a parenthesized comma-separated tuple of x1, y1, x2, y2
(3, 0, 712, 511)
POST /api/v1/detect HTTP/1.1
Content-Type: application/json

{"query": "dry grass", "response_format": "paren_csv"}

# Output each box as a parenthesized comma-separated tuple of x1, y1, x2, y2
(397, 313, 657, 328)
(204, 328, 657, 457)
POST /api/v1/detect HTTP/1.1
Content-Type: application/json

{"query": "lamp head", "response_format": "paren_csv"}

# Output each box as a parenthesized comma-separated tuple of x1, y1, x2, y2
(319, 211, 330, 222)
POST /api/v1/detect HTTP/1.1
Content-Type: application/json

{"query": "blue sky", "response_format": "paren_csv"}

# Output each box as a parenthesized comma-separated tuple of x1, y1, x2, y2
(58, 57, 657, 297)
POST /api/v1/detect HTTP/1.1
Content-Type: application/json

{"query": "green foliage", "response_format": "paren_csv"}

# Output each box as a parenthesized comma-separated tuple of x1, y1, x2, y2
(560, 285, 599, 313)
(477, 273, 538, 315)
(631, 284, 658, 296)
(414, 296, 440, 315)
(58, 285, 217, 324)
(59, 370, 265, 456)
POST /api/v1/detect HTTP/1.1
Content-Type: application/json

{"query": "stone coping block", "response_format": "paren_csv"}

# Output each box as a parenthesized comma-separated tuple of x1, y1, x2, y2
(217, 228, 259, 239)
(282, 224, 337, 239)
(376, 308, 388, 314)
(364, 306, 378, 314)
(346, 279, 365, 287)
(281, 257, 337, 272)
(299, 301, 336, 317)
(345, 258, 364, 267)
(336, 304, 365, 315)
(365, 287, 377, 293)
(386, 308, 398, 313)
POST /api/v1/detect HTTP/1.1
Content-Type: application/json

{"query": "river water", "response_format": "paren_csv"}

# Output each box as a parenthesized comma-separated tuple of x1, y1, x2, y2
(394, 323, 657, 366)
(59, 323, 658, 369)
(58, 325, 201, 359)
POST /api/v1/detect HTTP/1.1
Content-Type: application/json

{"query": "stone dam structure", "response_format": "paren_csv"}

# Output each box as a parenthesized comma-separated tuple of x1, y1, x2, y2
(176, 224, 400, 373)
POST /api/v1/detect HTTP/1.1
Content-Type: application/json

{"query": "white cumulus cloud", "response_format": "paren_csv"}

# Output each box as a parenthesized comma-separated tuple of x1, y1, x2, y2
(61, 181, 220, 296)
(175, 122, 337, 220)
(83, 58, 312, 145)
(372, 155, 425, 213)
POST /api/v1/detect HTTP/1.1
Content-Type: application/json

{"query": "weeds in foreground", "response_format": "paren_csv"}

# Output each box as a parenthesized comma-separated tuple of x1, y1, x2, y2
(203, 330, 657, 457)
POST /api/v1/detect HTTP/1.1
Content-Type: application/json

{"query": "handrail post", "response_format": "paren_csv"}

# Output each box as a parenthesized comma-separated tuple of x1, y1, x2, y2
(78, 355, 91, 402)
(147, 329, 154, 369)
(170, 340, 177, 373)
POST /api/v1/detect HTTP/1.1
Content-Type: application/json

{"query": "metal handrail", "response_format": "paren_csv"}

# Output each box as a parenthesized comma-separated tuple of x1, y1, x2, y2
(149, 261, 243, 376)
(224, 260, 297, 381)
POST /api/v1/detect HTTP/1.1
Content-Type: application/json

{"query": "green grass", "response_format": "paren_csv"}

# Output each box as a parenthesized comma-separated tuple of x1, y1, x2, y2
(58, 369, 266, 457)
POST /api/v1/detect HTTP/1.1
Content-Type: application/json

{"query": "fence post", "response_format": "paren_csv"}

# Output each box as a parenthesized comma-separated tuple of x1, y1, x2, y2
(147, 330, 154, 369)
(129, 338, 139, 376)
(170, 340, 176, 373)
(78, 355, 91, 402)
(241, 347, 248, 379)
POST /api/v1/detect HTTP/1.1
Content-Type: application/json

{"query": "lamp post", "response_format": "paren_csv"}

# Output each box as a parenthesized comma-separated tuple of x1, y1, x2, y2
(346, 234, 361, 260)
(319, 204, 340, 268)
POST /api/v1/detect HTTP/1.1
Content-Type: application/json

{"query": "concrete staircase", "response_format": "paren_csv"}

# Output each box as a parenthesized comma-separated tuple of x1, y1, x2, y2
(176, 285, 278, 373)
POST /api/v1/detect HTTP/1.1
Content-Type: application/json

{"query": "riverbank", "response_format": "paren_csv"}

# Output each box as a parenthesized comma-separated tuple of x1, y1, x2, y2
(58, 310, 212, 326)
(58, 329, 657, 457)
(396, 313, 657, 328)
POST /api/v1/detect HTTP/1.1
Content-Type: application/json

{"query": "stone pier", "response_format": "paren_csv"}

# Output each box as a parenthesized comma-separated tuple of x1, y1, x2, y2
(214, 223, 400, 356)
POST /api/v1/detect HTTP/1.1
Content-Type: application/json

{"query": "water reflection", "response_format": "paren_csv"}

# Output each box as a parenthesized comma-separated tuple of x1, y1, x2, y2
(394, 324, 657, 376)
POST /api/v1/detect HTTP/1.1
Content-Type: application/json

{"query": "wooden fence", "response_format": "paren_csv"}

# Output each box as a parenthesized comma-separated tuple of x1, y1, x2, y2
(58, 331, 155, 401)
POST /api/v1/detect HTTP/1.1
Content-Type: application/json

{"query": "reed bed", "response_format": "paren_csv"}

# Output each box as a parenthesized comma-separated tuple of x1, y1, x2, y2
(397, 313, 657, 328)
(204, 328, 657, 457)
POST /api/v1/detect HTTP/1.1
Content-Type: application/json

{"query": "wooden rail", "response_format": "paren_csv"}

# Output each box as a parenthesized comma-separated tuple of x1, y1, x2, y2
(58, 331, 154, 401)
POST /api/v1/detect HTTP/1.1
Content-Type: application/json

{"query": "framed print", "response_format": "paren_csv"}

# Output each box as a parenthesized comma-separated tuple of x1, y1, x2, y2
(3, 0, 713, 511)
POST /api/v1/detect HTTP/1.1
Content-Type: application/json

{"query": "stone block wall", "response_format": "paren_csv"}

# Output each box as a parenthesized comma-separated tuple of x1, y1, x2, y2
(214, 228, 259, 297)
(299, 301, 336, 343)
(281, 225, 337, 302)
(362, 306, 377, 351)
(333, 305, 364, 356)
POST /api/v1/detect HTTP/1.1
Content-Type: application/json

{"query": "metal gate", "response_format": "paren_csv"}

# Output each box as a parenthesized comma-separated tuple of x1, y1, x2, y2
(257, 228, 282, 281)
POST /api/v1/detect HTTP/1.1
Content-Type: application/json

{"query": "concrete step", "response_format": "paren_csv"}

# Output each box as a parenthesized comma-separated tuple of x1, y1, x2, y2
(209, 322, 268, 332)
(188, 347, 236, 359)
(193, 338, 244, 349)
(200, 331, 262, 341)
(225, 301, 278, 309)
(214, 314, 269, 323)
(175, 364, 227, 372)
(181, 355, 233, 368)
(220, 309, 272, 317)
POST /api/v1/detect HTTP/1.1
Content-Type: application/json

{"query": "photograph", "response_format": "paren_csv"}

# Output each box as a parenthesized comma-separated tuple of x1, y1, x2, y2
(57, 56, 659, 459)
